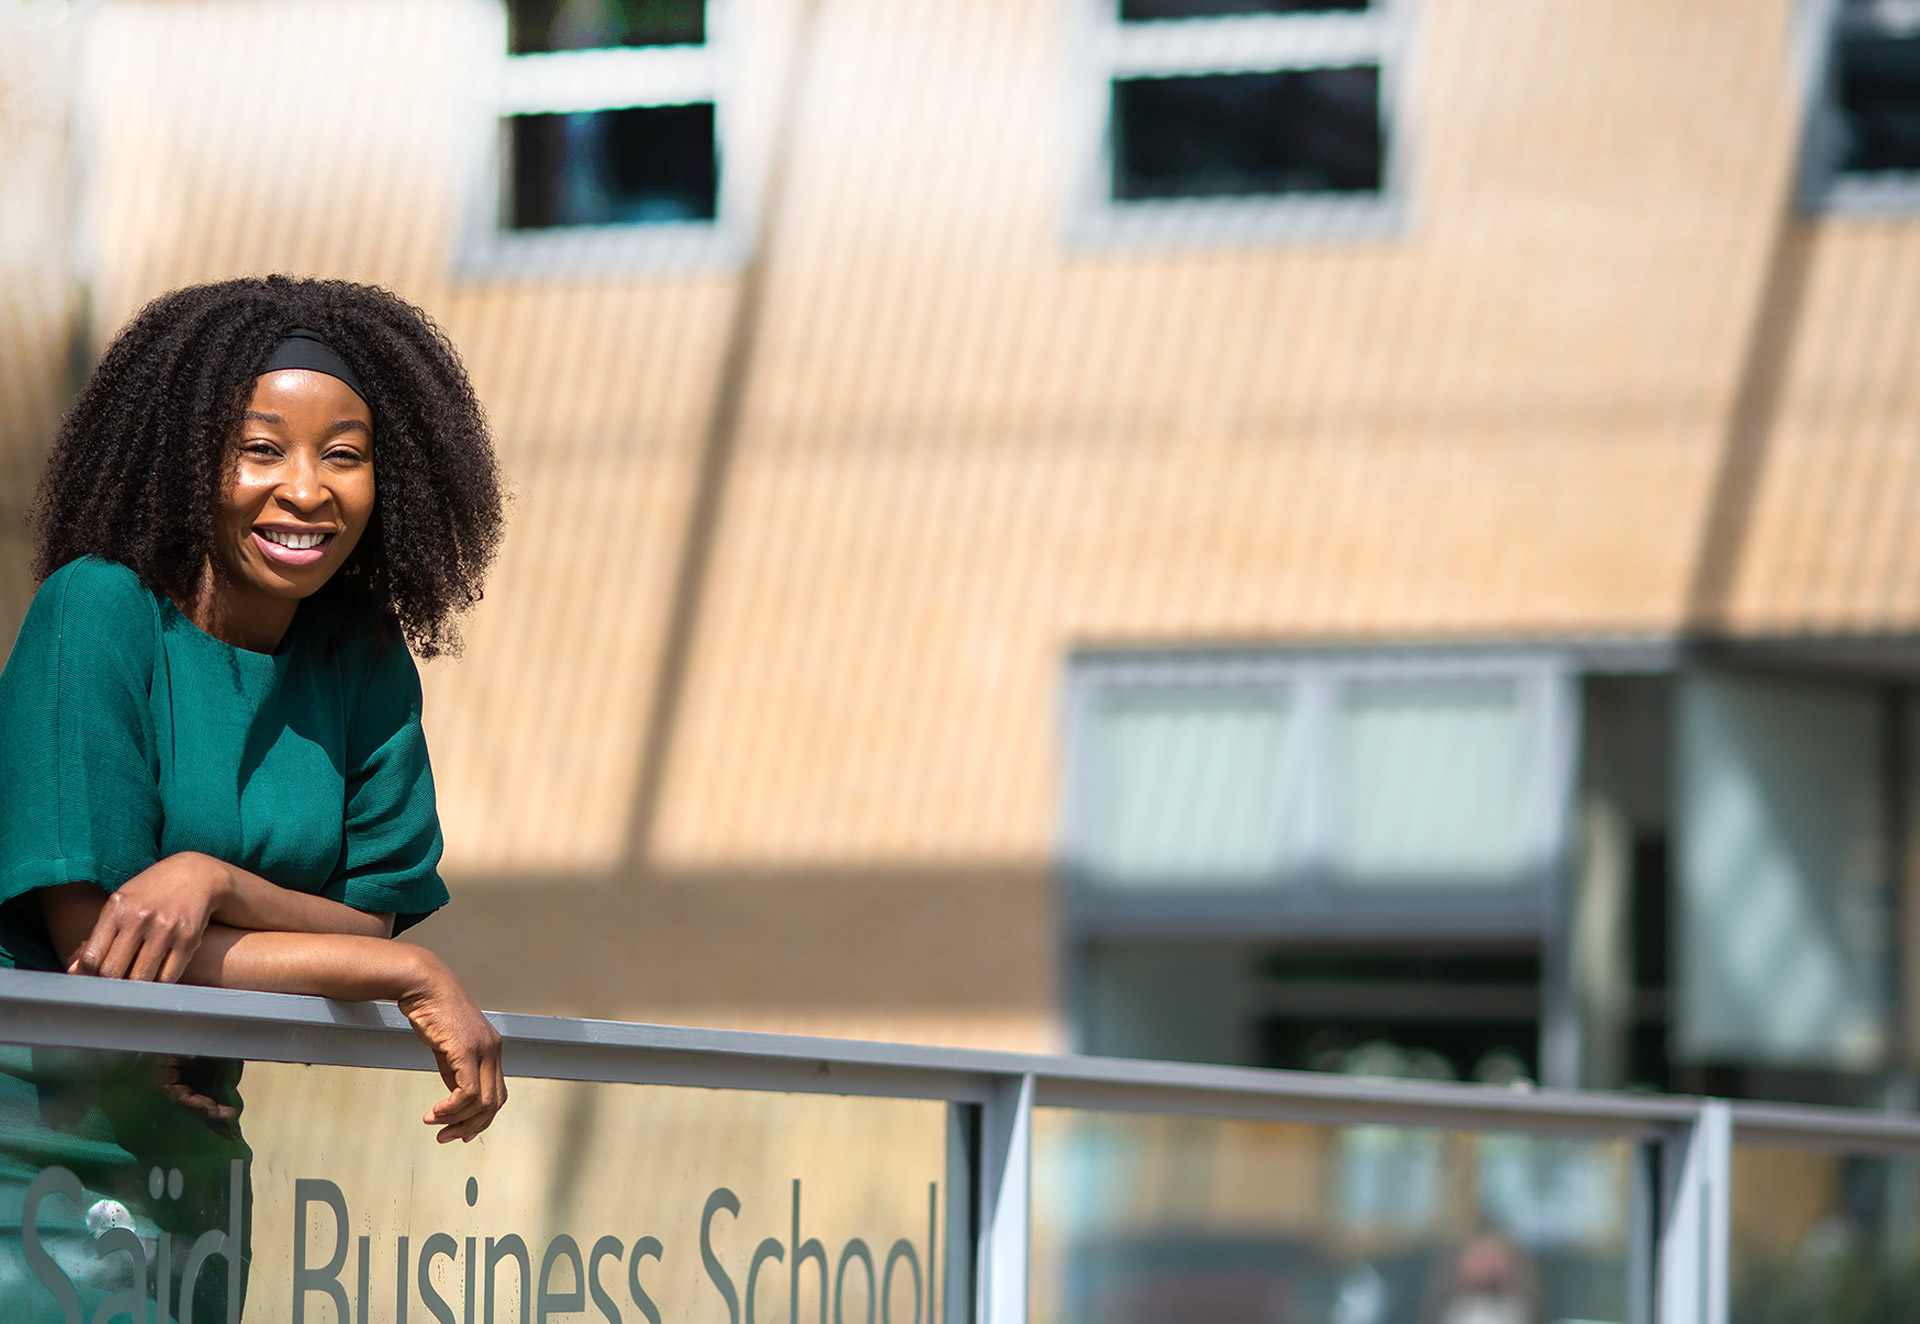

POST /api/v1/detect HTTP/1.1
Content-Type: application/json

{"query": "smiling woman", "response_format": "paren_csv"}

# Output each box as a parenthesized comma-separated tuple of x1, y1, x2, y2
(0, 278, 507, 1318)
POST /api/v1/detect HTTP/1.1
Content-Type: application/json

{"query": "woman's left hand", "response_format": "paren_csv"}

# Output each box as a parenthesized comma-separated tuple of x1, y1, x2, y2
(65, 853, 230, 983)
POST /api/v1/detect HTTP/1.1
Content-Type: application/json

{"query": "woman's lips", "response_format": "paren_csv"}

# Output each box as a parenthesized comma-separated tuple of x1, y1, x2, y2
(252, 530, 334, 568)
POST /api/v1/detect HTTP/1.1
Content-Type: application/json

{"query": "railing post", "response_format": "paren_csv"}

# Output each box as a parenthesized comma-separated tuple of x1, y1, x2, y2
(1659, 1100, 1730, 1324)
(975, 1073, 1034, 1324)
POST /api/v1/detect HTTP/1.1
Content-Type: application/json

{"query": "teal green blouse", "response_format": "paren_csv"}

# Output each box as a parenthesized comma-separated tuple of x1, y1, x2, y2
(0, 556, 448, 969)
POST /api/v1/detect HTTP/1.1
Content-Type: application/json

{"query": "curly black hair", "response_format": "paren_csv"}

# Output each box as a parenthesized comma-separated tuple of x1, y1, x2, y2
(30, 275, 503, 657)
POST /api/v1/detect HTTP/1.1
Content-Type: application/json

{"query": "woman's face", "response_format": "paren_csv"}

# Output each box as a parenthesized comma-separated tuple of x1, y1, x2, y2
(210, 368, 375, 609)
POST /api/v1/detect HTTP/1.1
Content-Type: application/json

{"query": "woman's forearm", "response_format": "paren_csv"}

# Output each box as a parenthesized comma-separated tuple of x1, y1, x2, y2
(184, 924, 436, 1001)
(199, 855, 394, 938)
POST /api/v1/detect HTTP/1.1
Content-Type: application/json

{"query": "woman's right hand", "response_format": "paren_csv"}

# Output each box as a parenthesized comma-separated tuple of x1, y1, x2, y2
(394, 950, 508, 1143)
(56, 853, 231, 983)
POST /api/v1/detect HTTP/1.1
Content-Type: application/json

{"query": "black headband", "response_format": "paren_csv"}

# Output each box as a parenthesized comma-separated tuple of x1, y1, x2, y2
(259, 328, 368, 405)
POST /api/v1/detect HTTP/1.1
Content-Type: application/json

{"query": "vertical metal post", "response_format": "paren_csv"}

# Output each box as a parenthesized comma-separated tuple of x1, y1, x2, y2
(944, 1103, 979, 1324)
(1627, 1139, 1657, 1324)
(975, 1074, 1034, 1324)
(1540, 663, 1585, 1090)
(1659, 1101, 1730, 1324)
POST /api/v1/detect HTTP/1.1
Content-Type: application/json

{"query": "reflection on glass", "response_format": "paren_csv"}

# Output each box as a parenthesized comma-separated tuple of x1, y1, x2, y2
(1331, 676, 1533, 884)
(1122, 0, 1369, 17)
(1834, 29, 1920, 176)
(1112, 70, 1384, 201)
(505, 105, 720, 229)
(1089, 685, 1298, 887)
(507, 0, 705, 54)
(1731, 1146, 1920, 1324)
(0, 1048, 945, 1324)
(1033, 1110, 1634, 1324)
(0, 1045, 251, 1323)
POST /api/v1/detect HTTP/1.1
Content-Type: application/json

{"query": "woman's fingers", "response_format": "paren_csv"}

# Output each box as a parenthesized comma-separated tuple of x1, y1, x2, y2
(86, 918, 144, 981)
(155, 943, 194, 986)
(125, 928, 172, 983)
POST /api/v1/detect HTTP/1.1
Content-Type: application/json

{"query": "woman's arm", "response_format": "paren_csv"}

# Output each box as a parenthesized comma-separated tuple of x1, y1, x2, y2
(41, 881, 505, 1141)
(58, 852, 391, 982)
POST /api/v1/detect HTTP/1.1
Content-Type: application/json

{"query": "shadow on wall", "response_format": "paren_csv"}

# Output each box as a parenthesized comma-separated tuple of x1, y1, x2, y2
(415, 861, 1057, 1046)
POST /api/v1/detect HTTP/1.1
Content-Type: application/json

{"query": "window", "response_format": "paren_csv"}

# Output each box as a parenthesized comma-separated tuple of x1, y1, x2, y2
(462, 0, 741, 274)
(1062, 650, 1575, 934)
(1071, 0, 1408, 244)
(1804, 0, 1920, 212)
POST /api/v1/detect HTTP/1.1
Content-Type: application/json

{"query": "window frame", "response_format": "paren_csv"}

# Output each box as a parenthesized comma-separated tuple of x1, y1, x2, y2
(1798, 0, 1920, 215)
(1060, 646, 1581, 943)
(1066, 0, 1414, 247)
(457, 0, 748, 278)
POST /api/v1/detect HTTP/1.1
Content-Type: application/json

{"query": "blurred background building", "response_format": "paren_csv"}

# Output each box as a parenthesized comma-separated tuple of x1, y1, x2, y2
(4, 0, 1920, 1118)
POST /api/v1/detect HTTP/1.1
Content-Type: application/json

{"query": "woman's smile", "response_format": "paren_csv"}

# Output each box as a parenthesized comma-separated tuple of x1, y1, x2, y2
(252, 524, 338, 566)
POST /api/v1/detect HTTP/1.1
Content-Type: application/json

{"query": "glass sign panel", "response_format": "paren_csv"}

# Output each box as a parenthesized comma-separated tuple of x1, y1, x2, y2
(1032, 1108, 1636, 1324)
(0, 1044, 947, 1324)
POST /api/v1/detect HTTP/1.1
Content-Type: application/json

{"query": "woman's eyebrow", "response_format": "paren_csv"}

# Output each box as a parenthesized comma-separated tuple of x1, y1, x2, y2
(242, 410, 283, 424)
(327, 419, 372, 438)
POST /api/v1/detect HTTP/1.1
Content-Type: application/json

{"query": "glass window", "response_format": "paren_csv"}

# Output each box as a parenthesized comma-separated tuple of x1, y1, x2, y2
(1112, 69, 1384, 200)
(1809, 0, 1920, 210)
(1076, 0, 1404, 242)
(1085, 685, 1301, 887)
(1674, 671, 1890, 1071)
(1121, 0, 1371, 18)
(507, 0, 705, 53)
(469, 0, 734, 273)
(1331, 675, 1535, 883)
(505, 104, 719, 229)
(1068, 654, 1570, 912)
(1833, 23, 1920, 174)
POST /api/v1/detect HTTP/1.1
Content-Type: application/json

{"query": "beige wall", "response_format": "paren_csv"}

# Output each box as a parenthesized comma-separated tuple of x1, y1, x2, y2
(5, 0, 1919, 1041)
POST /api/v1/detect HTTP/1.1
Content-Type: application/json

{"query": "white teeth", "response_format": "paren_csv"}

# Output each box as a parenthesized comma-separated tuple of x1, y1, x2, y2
(258, 530, 329, 550)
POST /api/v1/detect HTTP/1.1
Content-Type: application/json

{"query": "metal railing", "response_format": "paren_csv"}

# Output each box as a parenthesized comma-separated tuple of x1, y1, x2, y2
(4, 967, 1919, 1324)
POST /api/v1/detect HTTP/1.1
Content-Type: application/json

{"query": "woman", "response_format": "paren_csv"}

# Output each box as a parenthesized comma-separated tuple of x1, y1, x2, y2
(0, 276, 507, 1318)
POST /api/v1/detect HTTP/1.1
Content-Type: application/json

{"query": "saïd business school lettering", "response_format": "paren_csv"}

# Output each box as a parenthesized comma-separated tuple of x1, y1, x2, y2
(23, 1166, 940, 1324)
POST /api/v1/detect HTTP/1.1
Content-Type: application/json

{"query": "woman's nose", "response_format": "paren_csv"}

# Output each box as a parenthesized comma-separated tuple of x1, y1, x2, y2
(278, 455, 327, 510)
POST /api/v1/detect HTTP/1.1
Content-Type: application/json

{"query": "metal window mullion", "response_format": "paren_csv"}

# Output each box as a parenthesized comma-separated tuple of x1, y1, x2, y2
(975, 1074, 1034, 1324)
(499, 46, 720, 115)
(1104, 15, 1386, 77)
(1658, 1101, 1731, 1324)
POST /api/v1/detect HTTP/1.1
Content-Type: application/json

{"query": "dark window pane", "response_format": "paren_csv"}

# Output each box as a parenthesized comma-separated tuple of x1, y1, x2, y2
(1112, 69, 1383, 200)
(1834, 33, 1920, 174)
(505, 104, 718, 228)
(507, 0, 704, 54)
(1121, 0, 1369, 18)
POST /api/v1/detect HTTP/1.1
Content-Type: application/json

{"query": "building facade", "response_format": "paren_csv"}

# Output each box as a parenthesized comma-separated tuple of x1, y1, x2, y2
(2, 0, 1920, 1117)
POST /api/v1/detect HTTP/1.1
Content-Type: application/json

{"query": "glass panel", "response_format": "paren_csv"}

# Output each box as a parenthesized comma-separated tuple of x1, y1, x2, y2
(1731, 1146, 1920, 1323)
(1111, 69, 1384, 201)
(1330, 676, 1536, 885)
(1675, 672, 1888, 1071)
(1121, 0, 1370, 17)
(505, 105, 719, 228)
(1033, 1109, 1636, 1324)
(1085, 685, 1298, 888)
(0, 1043, 946, 1323)
(507, 0, 705, 54)
(1833, 29, 1920, 175)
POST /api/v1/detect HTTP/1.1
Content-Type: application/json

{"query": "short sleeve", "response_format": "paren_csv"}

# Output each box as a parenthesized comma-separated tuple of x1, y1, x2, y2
(328, 635, 448, 935)
(0, 560, 165, 968)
